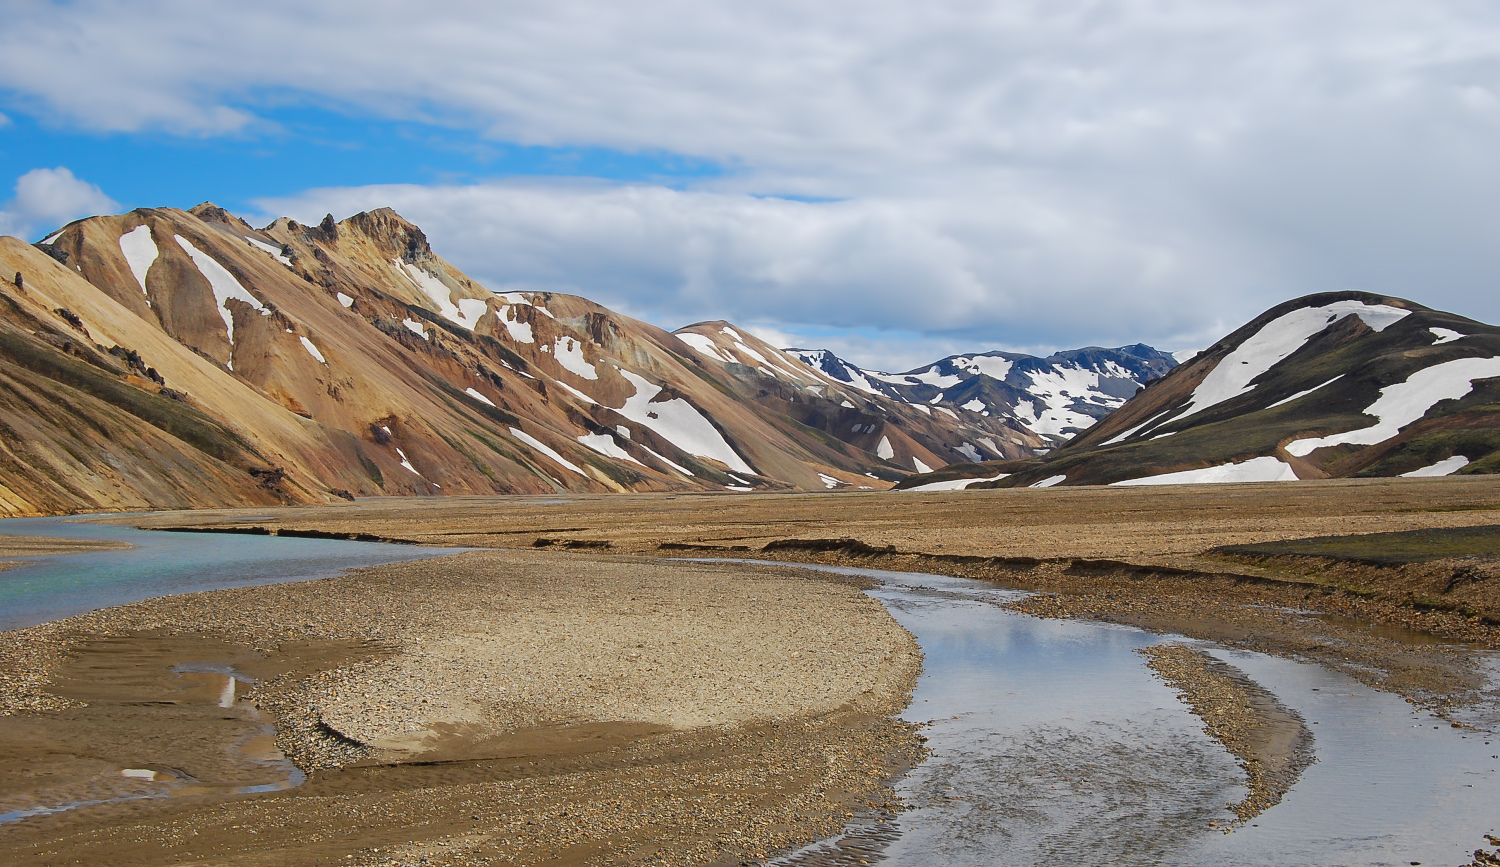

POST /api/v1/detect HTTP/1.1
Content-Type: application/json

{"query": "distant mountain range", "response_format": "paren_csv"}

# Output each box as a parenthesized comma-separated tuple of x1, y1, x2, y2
(0, 203, 1110, 515)
(898, 291, 1500, 490)
(787, 344, 1178, 449)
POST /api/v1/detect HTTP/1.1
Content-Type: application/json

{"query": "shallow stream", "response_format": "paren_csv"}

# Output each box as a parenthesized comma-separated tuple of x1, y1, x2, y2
(0, 514, 457, 630)
(765, 563, 1500, 867)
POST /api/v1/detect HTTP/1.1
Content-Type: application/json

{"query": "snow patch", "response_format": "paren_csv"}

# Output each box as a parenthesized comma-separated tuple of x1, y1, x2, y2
(876, 436, 895, 460)
(677, 332, 733, 362)
(1430, 328, 1464, 345)
(935, 406, 958, 420)
(1172, 348, 1203, 364)
(954, 442, 982, 462)
(553, 337, 598, 380)
(299, 336, 326, 364)
(907, 366, 963, 388)
(402, 318, 426, 337)
(912, 457, 933, 473)
(615, 369, 754, 474)
(954, 355, 1013, 380)
(174, 235, 267, 344)
(246, 237, 292, 267)
(1177, 301, 1410, 423)
(641, 444, 694, 476)
(465, 387, 496, 407)
(903, 473, 1009, 492)
(1287, 357, 1500, 456)
(962, 399, 986, 412)
(336, 292, 355, 308)
(119, 225, 157, 297)
(1112, 456, 1299, 486)
(817, 472, 844, 489)
(1030, 475, 1067, 488)
(1401, 456, 1470, 477)
(396, 260, 486, 331)
(1020, 364, 1111, 436)
(841, 400, 856, 409)
(510, 427, 586, 476)
(500, 306, 534, 343)
(578, 433, 643, 465)
(395, 448, 421, 476)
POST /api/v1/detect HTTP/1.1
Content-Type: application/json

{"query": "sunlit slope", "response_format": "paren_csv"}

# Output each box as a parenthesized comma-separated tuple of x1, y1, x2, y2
(0, 204, 1048, 513)
(987, 292, 1500, 487)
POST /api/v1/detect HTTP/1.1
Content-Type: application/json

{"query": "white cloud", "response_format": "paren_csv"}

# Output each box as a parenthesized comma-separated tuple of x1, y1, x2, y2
(252, 178, 1251, 354)
(5, 1, 1500, 354)
(0, 168, 119, 240)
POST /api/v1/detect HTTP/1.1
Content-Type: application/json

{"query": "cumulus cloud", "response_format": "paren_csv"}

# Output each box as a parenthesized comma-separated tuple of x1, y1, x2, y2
(0, 168, 119, 241)
(6, 1, 1500, 358)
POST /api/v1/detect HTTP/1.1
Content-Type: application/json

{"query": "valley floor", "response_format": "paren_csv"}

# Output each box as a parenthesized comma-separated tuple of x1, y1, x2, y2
(4, 477, 1500, 864)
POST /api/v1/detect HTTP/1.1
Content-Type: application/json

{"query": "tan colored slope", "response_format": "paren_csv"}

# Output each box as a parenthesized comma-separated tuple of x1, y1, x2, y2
(6, 203, 1040, 513)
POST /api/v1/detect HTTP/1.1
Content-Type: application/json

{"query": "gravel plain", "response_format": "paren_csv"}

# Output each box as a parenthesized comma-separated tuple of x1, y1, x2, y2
(0, 550, 922, 866)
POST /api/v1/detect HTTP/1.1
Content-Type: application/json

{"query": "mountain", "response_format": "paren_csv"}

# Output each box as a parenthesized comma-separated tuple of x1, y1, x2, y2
(788, 344, 1178, 448)
(0, 204, 1050, 515)
(920, 292, 1500, 488)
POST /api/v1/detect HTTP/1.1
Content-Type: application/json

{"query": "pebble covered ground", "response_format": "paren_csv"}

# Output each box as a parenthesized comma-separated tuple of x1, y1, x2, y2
(0, 550, 923, 866)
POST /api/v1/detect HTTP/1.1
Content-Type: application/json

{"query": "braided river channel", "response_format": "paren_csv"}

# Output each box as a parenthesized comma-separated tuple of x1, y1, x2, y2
(2, 518, 1498, 864)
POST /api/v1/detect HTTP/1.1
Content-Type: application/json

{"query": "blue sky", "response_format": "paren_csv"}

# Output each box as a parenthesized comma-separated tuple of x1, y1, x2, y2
(0, 108, 724, 219)
(3, 1, 1500, 370)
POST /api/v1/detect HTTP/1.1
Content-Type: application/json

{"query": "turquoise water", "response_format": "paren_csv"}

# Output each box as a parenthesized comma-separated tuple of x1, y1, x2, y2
(0, 515, 460, 631)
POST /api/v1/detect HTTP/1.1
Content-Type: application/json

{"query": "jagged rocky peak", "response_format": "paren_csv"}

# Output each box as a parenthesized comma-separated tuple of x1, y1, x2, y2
(339, 208, 433, 263)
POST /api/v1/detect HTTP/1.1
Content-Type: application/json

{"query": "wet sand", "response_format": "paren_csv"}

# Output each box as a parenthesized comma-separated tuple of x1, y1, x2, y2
(0, 551, 921, 865)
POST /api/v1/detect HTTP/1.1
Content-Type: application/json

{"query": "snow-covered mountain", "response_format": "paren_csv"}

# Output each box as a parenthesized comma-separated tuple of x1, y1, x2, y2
(919, 292, 1500, 489)
(788, 345, 1178, 448)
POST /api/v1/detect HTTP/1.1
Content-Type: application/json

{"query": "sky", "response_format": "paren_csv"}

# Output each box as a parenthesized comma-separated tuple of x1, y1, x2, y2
(2, 1, 1500, 371)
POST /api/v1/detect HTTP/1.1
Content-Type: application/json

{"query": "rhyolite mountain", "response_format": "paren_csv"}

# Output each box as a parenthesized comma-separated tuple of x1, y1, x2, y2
(0, 203, 1064, 515)
(788, 344, 1177, 449)
(898, 292, 1500, 489)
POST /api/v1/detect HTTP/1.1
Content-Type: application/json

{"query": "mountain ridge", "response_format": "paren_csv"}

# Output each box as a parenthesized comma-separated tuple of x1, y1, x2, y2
(0, 203, 1056, 515)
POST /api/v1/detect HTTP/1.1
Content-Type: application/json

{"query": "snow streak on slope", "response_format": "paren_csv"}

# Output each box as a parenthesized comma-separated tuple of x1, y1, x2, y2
(1286, 356, 1500, 456)
(616, 369, 754, 474)
(509, 427, 585, 477)
(174, 235, 266, 347)
(246, 237, 292, 267)
(1401, 456, 1470, 477)
(1176, 301, 1409, 422)
(299, 336, 326, 364)
(902, 473, 1009, 492)
(397, 260, 486, 331)
(678, 332, 732, 362)
(1111, 456, 1299, 486)
(578, 433, 643, 465)
(118, 226, 156, 297)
